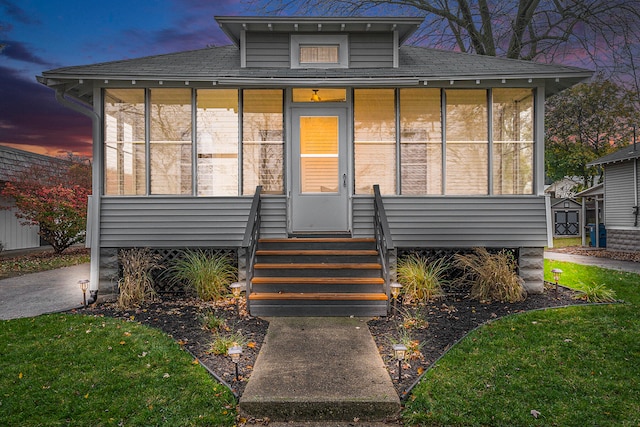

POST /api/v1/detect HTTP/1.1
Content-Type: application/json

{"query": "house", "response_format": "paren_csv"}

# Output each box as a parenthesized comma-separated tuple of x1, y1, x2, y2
(0, 145, 71, 251)
(37, 16, 592, 315)
(587, 144, 640, 251)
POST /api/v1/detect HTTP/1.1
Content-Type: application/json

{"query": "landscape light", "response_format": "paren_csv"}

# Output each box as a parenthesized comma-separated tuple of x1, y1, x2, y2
(228, 344, 243, 381)
(551, 268, 563, 296)
(392, 343, 407, 382)
(78, 280, 89, 307)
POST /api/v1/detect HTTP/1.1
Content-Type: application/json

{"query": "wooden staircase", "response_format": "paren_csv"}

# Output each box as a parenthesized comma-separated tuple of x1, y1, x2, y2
(248, 237, 389, 317)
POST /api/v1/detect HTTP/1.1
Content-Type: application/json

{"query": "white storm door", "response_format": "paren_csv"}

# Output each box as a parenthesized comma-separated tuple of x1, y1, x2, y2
(291, 108, 349, 233)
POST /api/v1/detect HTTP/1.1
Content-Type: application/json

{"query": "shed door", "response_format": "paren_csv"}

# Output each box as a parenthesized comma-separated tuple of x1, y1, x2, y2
(291, 108, 349, 233)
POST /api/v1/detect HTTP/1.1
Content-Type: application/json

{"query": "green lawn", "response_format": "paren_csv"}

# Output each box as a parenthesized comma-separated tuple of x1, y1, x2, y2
(403, 260, 640, 426)
(0, 314, 236, 427)
(0, 247, 90, 279)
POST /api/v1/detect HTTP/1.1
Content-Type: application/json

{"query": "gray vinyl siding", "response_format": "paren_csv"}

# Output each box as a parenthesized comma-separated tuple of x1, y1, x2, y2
(245, 33, 290, 67)
(349, 33, 394, 68)
(99, 196, 287, 247)
(353, 196, 548, 248)
(604, 161, 637, 227)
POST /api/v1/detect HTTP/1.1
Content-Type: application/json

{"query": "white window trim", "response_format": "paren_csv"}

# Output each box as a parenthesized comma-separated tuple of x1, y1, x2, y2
(291, 34, 349, 69)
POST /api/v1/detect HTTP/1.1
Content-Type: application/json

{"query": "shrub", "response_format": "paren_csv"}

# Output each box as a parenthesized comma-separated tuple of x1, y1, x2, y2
(573, 282, 617, 303)
(200, 309, 228, 332)
(397, 254, 448, 304)
(454, 247, 526, 303)
(117, 248, 162, 309)
(166, 250, 237, 301)
(389, 326, 424, 361)
(210, 331, 247, 355)
(400, 307, 430, 330)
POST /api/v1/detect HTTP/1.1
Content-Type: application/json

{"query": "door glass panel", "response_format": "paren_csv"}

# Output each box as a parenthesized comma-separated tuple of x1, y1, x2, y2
(300, 116, 339, 193)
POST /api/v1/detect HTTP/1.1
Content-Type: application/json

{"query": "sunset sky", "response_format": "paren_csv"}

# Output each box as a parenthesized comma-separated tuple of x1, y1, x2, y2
(0, 0, 256, 157)
(0, 0, 612, 159)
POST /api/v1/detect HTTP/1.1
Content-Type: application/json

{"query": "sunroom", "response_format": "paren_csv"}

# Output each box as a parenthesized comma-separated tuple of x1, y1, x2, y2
(38, 16, 592, 315)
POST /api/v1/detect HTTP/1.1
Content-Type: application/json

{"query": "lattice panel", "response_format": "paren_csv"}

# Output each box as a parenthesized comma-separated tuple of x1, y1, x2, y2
(116, 247, 238, 295)
(397, 247, 519, 292)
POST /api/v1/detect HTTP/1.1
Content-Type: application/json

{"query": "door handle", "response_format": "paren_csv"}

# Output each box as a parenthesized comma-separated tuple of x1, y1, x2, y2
(343, 174, 347, 188)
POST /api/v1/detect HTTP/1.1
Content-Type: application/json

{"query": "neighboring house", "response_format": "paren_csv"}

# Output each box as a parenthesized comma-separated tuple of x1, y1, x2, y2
(37, 16, 592, 315)
(550, 198, 582, 237)
(545, 177, 582, 199)
(0, 146, 69, 251)
(587, 144, 640, 251)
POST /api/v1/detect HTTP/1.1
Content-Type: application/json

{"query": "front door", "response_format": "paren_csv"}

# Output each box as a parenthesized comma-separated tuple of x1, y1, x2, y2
(291, 107, 349, 233)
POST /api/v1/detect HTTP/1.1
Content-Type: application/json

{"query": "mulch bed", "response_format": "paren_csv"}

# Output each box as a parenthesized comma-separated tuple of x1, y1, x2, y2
(75, 284, 587, 400)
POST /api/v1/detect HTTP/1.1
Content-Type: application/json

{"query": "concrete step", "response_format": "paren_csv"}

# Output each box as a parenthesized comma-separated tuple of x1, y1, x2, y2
(239, 317, 400, 422)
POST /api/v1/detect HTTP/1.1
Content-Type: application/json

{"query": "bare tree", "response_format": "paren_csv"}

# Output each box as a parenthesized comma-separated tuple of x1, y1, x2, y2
(246, 0, 640, 91)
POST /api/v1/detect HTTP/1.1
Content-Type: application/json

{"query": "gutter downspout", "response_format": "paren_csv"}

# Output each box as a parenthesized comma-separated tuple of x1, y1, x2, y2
(54, 88, 101, 304)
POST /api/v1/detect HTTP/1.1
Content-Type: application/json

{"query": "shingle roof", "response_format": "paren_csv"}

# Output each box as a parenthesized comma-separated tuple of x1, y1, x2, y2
(41, 44, 590, 81)
(0, 145, 70, 183)
(587, 144, 640, 167)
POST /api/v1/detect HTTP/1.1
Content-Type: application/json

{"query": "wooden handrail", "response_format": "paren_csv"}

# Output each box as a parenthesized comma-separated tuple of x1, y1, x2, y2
(373, 184, 395, 311)
(241, 186, 262, 310)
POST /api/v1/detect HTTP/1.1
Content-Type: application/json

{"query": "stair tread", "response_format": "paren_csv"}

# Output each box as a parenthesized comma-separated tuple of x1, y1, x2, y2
(254, 263, 382, 270)
(252, 277, 385, 284)
(249, 292, 388, 301)
(256, 249, 378, 256)
(259, 237, 375, 243)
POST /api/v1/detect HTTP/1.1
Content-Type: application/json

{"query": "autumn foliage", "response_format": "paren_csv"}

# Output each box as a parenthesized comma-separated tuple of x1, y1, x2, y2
(1, 156, 91, 254)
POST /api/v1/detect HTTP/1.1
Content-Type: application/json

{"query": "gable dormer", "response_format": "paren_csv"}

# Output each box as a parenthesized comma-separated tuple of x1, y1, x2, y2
(215, 16, 422, 69)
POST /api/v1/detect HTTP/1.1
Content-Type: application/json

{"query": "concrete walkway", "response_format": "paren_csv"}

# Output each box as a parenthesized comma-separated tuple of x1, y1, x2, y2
(240, 317, 400, 422)
(0, 263, 90, 320)
(544, 251, 640, 274)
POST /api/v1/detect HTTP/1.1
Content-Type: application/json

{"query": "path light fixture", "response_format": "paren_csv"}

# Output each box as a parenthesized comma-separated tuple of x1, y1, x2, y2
(78, 280, 89, 307)
(230, 282, 244, 298)
(392, 343, 407, 382)
(228, 344, 243, 381)
(390, 282, 403, 314)
(551, 268, 563, 296)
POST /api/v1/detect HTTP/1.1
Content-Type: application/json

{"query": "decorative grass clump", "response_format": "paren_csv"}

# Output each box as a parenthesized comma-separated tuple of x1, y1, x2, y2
(397, 254, 448, 304)
(454, 247, 526, 303)
(117, 248, 162, 309)
(573, 281, 617, 303)
(210, 331, 247, 355)
(166, 250, 237, 301)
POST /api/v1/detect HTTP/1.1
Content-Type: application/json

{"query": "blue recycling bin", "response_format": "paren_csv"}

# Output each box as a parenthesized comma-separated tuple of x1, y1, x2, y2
(587, 223, 606, 248)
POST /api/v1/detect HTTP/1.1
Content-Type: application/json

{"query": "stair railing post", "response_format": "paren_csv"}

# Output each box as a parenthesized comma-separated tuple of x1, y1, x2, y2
(373, 185, 395, 313)
(241, 186, 263, 313)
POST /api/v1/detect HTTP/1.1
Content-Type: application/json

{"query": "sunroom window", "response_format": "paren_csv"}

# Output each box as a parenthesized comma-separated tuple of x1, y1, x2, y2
(104, 89, 146, 196)
(492, 88, 534, 194)
(196, 89, 239, 196)
(149, 89, 192, 195)
(242, 89, 284, 195)
(445, 89, 489, 195)
(354, 89, 396, 194)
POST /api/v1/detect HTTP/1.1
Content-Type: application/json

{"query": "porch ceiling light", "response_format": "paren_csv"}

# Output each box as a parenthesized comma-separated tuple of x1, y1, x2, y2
(230, 282, 244, 298)
(310, 89, 321, 102)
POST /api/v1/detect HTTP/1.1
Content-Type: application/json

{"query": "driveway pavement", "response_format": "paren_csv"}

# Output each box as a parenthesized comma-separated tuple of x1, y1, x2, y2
(0, 263, 90, 320)
(544, 251, 640, 274)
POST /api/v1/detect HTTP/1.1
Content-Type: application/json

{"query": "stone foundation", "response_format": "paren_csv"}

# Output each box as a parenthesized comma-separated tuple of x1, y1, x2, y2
(606, 229, 640, 252)
(98, 248, 119, 301)
(518, 247, 544, 294)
